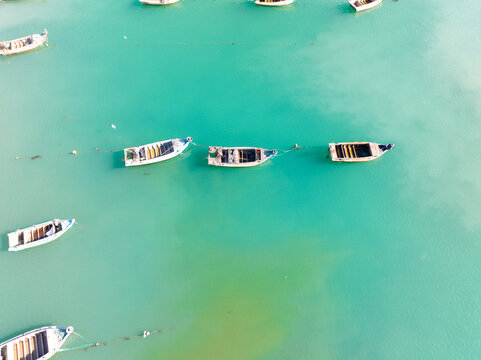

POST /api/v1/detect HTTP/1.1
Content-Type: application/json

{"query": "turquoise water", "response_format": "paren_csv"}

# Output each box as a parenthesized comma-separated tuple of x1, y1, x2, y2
(1, 0, 481, 358)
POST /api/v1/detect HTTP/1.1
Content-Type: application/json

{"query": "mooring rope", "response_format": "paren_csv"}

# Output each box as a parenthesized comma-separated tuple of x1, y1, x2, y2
(191, 141, 209, 149)
(56, 329, 172, 357)
(14, 148, 123, 160)
(13, 143, 326, 161)
(273, 144, 297, 157)
(81, 41, 313, 49)
(72, 331, 92, 345)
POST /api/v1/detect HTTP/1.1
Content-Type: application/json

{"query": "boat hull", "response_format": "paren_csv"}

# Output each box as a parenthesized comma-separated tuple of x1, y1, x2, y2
(0, 30, 48, 56)
(208, 147, 277, 167)
(8, 219, 75, 252)
(0, 326, 73, 360)
(255, 0, 294, 6)
(349, 0, 382, 12)
(140, 0, 179, 4)
(124, 137, 192, 167)
(329, 142, 393, 162)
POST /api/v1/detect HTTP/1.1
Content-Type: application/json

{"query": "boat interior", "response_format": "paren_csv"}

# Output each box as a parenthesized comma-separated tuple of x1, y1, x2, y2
(0, 36, 34, 51)
(353, 0, 377, 5)
(335, 143, 372, 159)
(17, 222, 61, 246)
(219, 149, 260, 164)
(139, 141, 174, 161)
(0, 330, 49, 360)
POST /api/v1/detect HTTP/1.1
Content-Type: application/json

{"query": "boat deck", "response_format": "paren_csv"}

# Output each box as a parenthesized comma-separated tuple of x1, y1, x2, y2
(140, 141, 174, 161)
(1, 331, 49, 360)
(335, 143, 372, 159)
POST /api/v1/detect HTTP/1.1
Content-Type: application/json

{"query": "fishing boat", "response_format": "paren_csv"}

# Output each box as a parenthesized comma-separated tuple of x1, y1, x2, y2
(0, 29, 48, 56)
(329, 142, 394, 162)
(139, 0, 179, 5)
(254, 0, 294, 6)
(208, 146, 277, 167)
(349, 0, 382, 12)
(0, 326, 73, 360)
(8, 219, 75, 252)
(123, 137, 192, 167)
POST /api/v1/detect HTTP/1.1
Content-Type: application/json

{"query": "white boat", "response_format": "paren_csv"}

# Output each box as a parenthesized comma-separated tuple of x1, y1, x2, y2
(139, 0, 179, 5)
(0, 326, 73, 360)
(123, 137, 192, 167)
(254, 0, 294, 6)
(0, 29, 48, 56)
(208, 146, 277, 167)
(329, 142, 394, 162)
(8, 219, 75, 252)
(349, 0, 382, 12)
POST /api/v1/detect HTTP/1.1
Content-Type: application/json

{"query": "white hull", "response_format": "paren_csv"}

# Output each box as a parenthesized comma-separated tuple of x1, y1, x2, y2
(8, 219, 75, 251)
(208, 146, 277, 167)
(0, 30, 48, 56)
(124, 137, 192, 167)
(140, 0, 179, 4)
(329, 142, 394, 162)
(349, 0, 382, 12)
(0, 326, 73, 360)
(255, 0, 294, 6)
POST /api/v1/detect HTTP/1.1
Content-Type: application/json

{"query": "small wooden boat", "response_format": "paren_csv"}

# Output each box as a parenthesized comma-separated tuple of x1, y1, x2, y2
(8, 219, 75, 252)
(124, 137, 192, 167)
(349, 0, 382, 12)
(208, 146, 277, 167)
(329, 142, 394, 162)
(0, 29, 48, 56)
(139, 0, 179, 5)
(254, 0, 294, 6)
(0, 326, 73, 360)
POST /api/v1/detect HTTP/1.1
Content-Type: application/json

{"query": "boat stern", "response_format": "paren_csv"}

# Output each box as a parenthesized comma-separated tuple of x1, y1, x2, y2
(328, 143, 339, 161)
(7, 231, 20, 251)
(123, 148, 139, 167)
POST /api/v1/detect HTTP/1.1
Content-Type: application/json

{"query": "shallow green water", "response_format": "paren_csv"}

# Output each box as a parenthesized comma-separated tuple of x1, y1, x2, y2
(1, 0, 481, 359)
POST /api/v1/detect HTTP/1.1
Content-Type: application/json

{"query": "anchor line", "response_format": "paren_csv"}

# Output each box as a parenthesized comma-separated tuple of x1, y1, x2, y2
(13, 143, 325, 161)
(72, 331, 92, 345)
(56, 329, 171, 357)
(81, 41, 307, 49)
(191, 142, 209, 148)
(14, 148, 123, 160)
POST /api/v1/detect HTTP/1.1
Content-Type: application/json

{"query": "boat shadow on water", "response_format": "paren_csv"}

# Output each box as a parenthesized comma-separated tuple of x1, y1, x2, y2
(0, 232, 10, 251)
(112, 150, 126, 169)
(337, 3, 355, 13)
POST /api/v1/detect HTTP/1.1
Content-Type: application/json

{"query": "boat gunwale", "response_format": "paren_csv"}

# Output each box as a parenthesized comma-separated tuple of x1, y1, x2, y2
(8, 219, 75, 251)
(123, 137, 191, 167)
(0, 326, 69, 347)
(0, 30, 48, 56)
(348, 0, 382, 12)
(254, 0, 294, 6)
(207, 146, 277, 167)
(329, 142, 392, 162)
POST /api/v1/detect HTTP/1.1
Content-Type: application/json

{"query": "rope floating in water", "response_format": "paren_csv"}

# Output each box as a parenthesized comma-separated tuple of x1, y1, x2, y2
(57, 328, 174, 357)
(13, 142, 326, 161)
(14, 148, 123, 160)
